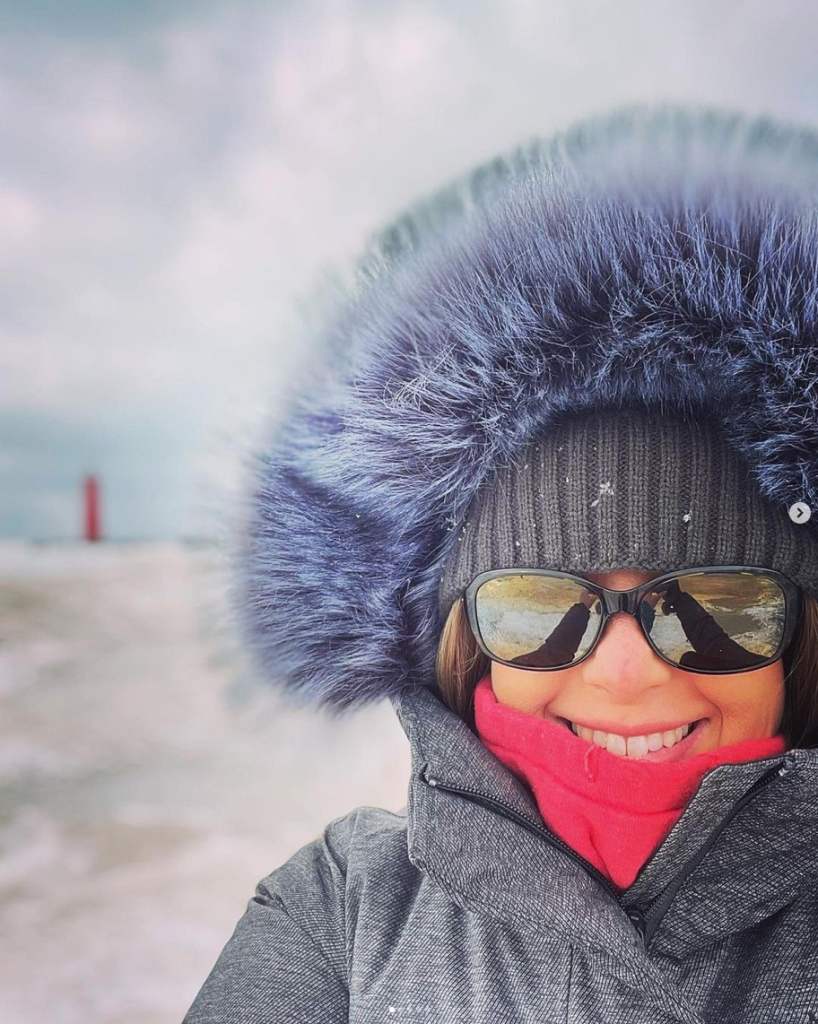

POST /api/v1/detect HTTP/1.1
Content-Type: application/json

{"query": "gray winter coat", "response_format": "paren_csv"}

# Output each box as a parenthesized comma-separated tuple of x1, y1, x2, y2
(181, 681, 818, 1023)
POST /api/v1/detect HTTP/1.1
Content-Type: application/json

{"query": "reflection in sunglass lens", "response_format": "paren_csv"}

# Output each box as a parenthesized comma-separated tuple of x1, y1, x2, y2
(474, 575, 602, 668)
(640, 571, 786, 671)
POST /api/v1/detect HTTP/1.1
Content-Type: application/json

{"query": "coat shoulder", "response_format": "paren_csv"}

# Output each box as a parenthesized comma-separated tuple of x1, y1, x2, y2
(321, 803, 422, 913)
(255, 804, 410, 897)
(335, 803, 412, 876)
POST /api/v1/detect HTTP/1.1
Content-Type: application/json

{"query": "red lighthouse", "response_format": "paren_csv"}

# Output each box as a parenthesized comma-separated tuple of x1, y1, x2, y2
(83, 474, 102, 542)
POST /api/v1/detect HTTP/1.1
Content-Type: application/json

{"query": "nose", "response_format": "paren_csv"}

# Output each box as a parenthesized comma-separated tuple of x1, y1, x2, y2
(582, 609, 672, 699)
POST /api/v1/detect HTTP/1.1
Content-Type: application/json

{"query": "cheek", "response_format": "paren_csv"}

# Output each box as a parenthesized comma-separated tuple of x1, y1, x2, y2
(490, 662, 571, 716)
(698, 665, 786, 743)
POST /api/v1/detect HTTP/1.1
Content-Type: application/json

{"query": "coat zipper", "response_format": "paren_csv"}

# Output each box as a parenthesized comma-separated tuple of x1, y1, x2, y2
(637, 757, 791, 945)
(418, 766, 625, 903)
(419, 756, 792, 947)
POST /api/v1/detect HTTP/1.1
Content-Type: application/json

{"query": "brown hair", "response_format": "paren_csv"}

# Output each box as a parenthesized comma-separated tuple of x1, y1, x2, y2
(435, 592, 818, 748)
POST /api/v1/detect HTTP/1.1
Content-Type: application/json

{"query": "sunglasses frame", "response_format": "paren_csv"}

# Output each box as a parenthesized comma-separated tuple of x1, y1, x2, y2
(463, 565, 803, 675)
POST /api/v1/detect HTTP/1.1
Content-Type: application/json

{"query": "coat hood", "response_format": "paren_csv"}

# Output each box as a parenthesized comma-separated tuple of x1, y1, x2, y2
(237, 103, 818, 712)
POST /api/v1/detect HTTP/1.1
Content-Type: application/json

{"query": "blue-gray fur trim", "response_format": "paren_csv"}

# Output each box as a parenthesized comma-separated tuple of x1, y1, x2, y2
(236, 103, 818, 713)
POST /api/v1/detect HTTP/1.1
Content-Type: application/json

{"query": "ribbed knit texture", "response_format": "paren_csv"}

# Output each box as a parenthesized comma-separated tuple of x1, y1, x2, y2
(472, 673, 787, 890)
(438, 407, 815, 620)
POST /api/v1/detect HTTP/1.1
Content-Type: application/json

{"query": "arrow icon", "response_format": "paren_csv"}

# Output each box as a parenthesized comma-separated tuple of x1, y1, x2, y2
(789, 502, 812, 524)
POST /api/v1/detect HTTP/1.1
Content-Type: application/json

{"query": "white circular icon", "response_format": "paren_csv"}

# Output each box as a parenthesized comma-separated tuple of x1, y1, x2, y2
(789, 502, 812, 524)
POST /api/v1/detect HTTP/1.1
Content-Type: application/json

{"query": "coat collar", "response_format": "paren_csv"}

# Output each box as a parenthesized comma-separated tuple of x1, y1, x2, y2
(391, 682, 818, 960)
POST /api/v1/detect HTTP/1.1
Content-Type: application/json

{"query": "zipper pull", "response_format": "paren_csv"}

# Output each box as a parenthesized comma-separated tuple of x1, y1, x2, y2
(778, 754, 797, 778)
(625, 906, 647, 943)
(420, 766, 439, 787)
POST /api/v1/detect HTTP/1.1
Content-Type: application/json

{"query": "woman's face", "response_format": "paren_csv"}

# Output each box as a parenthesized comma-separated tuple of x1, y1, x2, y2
(489, 569, 786, 760)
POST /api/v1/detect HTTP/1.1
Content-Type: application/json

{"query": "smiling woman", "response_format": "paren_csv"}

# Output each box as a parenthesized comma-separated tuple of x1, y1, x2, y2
(437, 545, 808, 888)
(183, 106, 818, 1024)
(428, 406, 817, 889)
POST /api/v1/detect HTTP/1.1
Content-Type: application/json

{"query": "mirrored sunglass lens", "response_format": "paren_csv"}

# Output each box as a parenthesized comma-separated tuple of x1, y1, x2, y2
(474, 575, 602, 668)
(641, 571, 786, 671)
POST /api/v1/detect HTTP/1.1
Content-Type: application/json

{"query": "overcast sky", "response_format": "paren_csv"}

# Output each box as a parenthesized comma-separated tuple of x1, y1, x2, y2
(4, 0, 818, 539)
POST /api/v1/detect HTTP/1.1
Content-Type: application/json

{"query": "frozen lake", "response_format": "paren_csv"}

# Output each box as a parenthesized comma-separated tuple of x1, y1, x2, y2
(0, 541, 410, 1024)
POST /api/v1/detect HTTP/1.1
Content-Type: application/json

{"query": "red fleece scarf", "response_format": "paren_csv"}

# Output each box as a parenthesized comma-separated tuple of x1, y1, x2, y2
(472, 673, 787, 890)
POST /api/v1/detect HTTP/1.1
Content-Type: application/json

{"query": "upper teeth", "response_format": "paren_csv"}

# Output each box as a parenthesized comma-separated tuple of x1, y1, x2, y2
(569, 721, 693, 758)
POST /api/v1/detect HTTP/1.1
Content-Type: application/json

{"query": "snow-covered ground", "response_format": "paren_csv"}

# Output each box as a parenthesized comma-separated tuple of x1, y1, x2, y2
(0, 541, 410, 1024)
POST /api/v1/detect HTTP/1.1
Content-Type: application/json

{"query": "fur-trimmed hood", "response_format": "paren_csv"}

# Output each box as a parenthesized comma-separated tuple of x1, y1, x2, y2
(236, 103, 818, 712)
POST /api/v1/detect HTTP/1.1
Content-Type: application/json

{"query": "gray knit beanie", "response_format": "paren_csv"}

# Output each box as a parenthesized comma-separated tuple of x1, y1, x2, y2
(437, 407, 818, 621)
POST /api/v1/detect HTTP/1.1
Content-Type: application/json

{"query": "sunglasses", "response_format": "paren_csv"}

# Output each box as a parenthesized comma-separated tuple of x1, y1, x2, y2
(463, 565, 803, 675)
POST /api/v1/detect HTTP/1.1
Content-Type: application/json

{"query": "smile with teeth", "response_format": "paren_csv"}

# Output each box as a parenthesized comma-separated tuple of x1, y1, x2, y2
(567, 719, 700, 758)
